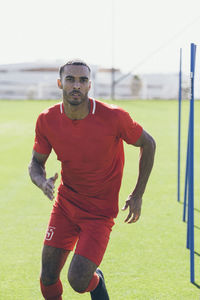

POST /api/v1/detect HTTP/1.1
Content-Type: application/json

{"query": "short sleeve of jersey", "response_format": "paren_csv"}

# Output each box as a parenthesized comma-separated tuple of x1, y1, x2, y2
(117, 109, 143, 144)
(33, 114, 52, 155)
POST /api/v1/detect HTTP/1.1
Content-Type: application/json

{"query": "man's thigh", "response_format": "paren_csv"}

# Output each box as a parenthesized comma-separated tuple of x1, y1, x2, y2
(68, 253, 97, 291)
(44, 204, 79, 251)
(41, 245, 70, 285)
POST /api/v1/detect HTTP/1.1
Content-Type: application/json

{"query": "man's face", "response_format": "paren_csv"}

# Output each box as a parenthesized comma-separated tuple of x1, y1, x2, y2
(58, 65, 91, 106)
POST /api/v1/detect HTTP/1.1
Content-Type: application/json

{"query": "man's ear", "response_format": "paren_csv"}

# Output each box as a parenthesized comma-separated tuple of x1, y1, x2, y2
(88, 80, 91, 90)
(57, 79, 63, 89)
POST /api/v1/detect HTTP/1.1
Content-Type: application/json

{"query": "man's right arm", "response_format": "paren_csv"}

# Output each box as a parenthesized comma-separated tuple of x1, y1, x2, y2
(28, 150, 58, 200)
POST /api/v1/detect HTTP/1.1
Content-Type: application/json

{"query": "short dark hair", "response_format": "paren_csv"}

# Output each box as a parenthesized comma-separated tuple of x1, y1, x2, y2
(59, 59, 91, 78)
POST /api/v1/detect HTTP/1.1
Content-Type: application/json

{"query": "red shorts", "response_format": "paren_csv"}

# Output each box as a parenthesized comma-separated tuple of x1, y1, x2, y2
(44, 194, 115, 266)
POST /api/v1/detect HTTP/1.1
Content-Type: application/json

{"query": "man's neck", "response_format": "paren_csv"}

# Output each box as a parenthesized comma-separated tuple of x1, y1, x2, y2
(63, 98, 90, 120)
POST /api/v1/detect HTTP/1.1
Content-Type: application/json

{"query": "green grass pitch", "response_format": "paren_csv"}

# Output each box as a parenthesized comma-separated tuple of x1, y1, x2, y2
(0, 99, 200, 299)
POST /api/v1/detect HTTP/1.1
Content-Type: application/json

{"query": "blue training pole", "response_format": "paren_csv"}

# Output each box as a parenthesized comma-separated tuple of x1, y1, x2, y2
(188, 42, 196, 284)
(183, 122, 190, 222)
(186, 112, 191, 245)
(178, 48, 182, 202)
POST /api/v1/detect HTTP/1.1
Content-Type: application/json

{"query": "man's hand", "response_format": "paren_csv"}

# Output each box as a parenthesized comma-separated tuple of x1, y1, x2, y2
(122, 194, 142, 224)
(41, 173, 58, 201)
(121, 130, 155, 224)
(29, 151, 59, 201)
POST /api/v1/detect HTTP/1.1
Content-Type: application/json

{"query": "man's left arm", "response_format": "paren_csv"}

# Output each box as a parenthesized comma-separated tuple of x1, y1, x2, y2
(122, 129, 156, 224)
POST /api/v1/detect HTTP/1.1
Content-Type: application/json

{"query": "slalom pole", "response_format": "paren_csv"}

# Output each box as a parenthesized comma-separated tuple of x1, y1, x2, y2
(186, 116, 191, 246)
(183, 123, 189, 222)
(188, 42, 196, 283)
(178, 48, 182, 202)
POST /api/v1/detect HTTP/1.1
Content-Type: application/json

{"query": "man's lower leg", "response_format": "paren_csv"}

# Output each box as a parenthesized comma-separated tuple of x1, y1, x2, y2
(40, 278, 63, 300)
(90, 269, 109, 300)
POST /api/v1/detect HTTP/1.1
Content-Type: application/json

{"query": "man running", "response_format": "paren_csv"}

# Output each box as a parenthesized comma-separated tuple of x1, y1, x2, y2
(28, 59, 156, 300)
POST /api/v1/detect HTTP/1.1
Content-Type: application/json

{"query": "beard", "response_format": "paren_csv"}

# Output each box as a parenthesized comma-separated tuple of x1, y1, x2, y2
(63, 90, 88, 106)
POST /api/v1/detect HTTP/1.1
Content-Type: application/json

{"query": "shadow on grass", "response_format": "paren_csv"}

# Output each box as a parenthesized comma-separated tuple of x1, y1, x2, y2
(194, 207, 200, 213)
(179, 202, 200, 230)
(192, 282, 200, 289)
(193, 251, 200, 289)
(179, 200, 200, 213)
(181, 221, 200, 231)
(178, 202, 200, 289)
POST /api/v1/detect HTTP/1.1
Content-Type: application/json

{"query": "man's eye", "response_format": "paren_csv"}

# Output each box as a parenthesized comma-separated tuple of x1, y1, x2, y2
(80, 78, 88, 83)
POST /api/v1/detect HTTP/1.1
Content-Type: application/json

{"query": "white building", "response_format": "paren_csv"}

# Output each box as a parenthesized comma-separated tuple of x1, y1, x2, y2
(140, 73, 190, 100)
(94, 68, 190, 100)
(0, 62, 62, 100)
(0, 61, 190, 100)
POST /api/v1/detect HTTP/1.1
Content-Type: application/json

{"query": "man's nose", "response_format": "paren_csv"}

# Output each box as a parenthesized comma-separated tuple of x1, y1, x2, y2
(73, 81, 81, 89)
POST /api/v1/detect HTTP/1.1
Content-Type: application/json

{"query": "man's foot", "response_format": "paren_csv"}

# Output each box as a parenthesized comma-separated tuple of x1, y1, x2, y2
(90, 268, 109, 300)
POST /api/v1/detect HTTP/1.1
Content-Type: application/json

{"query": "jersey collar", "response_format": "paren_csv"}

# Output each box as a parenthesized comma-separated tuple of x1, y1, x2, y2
(60, 98, 96, 115)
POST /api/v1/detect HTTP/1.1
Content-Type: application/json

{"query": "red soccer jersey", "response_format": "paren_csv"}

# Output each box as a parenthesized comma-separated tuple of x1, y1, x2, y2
(33, 98, 143, 218)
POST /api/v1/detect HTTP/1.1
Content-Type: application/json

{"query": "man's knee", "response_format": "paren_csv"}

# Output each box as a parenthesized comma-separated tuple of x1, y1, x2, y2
(41, 273, 58, 286)
(68, 254, 97, 293)
(68, 270, 89, 293)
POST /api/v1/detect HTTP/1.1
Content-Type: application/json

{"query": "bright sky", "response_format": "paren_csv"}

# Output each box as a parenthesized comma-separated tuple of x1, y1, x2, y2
(1, 0, 200, 74)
